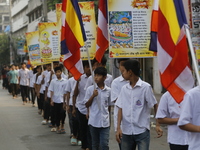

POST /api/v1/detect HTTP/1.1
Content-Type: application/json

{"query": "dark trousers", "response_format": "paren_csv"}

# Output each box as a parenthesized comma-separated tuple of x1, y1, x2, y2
(44, 98, 51, 120)
(78, 109, 92, 149)
(20, 85, 29, 102)
(67, 105, 73, 134)
(53, 103, 66, 127)
(38, 93, 44, 110)
(72, 108, 81, 140)
(30, 87, 36, 104)
(169, 143, 188, 150)
(10, 83, 18, 97)
(3, 78, 8, 89)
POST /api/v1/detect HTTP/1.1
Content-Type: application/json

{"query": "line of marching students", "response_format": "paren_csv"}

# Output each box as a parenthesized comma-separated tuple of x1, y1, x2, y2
(4, 57, 200, 150)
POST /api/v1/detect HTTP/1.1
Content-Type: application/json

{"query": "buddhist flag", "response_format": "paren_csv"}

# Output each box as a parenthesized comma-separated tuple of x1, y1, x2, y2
(61, 0, 87, 80)
(150, 0, 194, 103)
(95, 0, 108, 63)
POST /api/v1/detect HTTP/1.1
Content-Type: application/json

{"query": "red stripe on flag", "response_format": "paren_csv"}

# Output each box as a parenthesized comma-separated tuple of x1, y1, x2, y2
(151, 10, 158, 32)
(96, 27, 109, 62)
(158, 10, 175, 57)
(167, 82, 185, 104)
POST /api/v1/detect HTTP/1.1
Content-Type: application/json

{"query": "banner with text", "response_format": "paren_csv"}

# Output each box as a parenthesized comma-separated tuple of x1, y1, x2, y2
(108, 0, 155, 58)
(38, 22, 60, 62)
(26, 31, 42, 65)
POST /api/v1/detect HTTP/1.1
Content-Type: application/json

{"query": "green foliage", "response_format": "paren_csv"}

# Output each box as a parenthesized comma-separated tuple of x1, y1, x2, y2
(0, 34, 10, 65)
(47, 0, 62, 11)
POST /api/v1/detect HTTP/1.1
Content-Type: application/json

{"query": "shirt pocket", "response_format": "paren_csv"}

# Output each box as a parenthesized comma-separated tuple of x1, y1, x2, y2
(133, 97, 143, 108)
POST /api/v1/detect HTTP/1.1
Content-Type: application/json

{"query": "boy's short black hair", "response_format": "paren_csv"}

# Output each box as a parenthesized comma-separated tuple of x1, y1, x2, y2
(21, 62, 26, 65)
(92, 56, 107, 66)
(82, 60, 89, 68)
(117, 58, 129, 64)
(122, 59, 140, 77)
(54, 66, 62, 73)
(94, 67, 107, 77)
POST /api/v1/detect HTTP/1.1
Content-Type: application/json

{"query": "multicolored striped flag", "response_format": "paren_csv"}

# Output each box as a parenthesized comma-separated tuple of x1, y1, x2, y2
(150, 0, 194, 103)
(95, 0, 108, 63)
(61, 0, 87, 80)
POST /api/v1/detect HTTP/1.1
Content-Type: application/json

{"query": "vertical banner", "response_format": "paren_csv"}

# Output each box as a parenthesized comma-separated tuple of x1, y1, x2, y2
(26, 31, 42, 65)
(108, 0, 155, 58)
(38, 22, 60, 62)
(78, 1, 97, 60)
(17, 40, 26, 55)
(191, 0, 200, 29)
(56, 3, 63, 62)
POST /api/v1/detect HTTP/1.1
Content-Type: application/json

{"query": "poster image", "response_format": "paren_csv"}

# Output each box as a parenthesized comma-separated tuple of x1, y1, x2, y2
(26, 31, 42, 65)
(109, 11, 133, 49)
(79, 1, 97, 60)
(38, 22, 60, 62)
(108, 0, 155, 58)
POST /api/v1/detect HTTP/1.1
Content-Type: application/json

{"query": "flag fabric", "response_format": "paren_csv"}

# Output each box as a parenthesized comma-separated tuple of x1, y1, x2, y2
(61, 0, 87, 80)
(95, 0, 109, 63)
(150, 0, 194, 103)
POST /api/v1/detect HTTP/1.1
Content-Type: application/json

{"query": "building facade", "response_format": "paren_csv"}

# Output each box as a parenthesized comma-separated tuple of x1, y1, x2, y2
(0, 0, 10, 33)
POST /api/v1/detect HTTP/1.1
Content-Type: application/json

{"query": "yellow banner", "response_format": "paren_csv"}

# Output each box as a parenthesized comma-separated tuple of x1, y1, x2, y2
(38, 22, 60, 62)
(108, 0, 155, 58)
(79, 1, 97, 60)
(26, 31, 42, 66)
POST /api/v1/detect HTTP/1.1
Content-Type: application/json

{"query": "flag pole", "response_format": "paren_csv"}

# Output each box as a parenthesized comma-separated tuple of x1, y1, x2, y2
(185, 25, 200, 85)
(85, 42, 96, 89)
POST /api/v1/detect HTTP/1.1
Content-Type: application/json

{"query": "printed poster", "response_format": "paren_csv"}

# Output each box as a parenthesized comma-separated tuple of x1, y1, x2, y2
(108, 0, 155, 58)
(190, 0, 200, 29)
(38, 22, 60, 62)
(79, 1, 97, 60)
(17, 40, 26, 55)
(26, 31, 42, 65)
(56, 3, 64, 62)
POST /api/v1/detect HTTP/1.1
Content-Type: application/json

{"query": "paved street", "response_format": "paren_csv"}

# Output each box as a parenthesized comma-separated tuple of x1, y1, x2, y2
(0, 84, 169, 150)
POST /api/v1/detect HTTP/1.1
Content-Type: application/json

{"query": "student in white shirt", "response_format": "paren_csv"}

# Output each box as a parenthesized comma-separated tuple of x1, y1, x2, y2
(84, 56, 113, 90)
(65, 72, 74, 138)
(178, 86, 200, 150)
(19, 62, 30, 105)
(156, 92, 189, 150)
(111, 58, 130, 150)
(35, 66, 43, 114)
(115, 59, 163, 150)
(72, 61, 91, 149)
(29, 67, 37, 107)
(85, 67, 111, 150)
(49, 66, 67, 133)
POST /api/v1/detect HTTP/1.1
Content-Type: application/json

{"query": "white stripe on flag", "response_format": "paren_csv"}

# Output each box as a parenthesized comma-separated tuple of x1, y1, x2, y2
(98, 10, 108, 41)
(64, 51, 72, 60)
(153, 0, 159, 11)
(75, 59, 84, 74)
(157, 40, 172, 74)
(62, 12, 66, 27)
(174, 66, 194, 92)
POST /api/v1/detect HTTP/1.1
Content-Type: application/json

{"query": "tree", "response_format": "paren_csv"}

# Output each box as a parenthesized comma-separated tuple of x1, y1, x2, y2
(0, 34, 10, 65)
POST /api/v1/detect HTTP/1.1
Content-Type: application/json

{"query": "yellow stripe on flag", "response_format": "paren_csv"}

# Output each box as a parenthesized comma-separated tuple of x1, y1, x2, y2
(66, 0, 84, 46)
(160, 0, 180, 45)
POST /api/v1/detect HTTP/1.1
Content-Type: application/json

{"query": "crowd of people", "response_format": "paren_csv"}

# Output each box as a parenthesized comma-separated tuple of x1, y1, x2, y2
(1, 57, 199, 150)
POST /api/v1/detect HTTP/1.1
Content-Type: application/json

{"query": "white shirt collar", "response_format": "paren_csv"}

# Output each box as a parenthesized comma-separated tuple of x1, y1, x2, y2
(126, 78, 142, 89)
(119, 75, 126, 82)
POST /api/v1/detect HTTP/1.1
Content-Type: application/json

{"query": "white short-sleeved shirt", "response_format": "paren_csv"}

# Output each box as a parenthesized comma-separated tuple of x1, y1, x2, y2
(65, 77, 76, 106)
(156, 92, 188, 145)
(36, 75, 46, 94)
(116, 78, 157, 135)
(19, 68, 29, 86)
(84, 73, 113, 90)
(28, 70, 34, 87)
(178, 86, 200, 150)
(76, 74, 89, 115)
(111, 75, 129, 131)
(84, 84, 111, 128)
(48, 78, 67, 103)
(46, 71, 68, 98)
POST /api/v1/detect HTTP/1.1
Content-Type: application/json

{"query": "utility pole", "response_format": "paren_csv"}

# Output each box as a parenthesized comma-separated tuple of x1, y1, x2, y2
(43, 0, 48, 22)
(9, 0, 13, 64)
